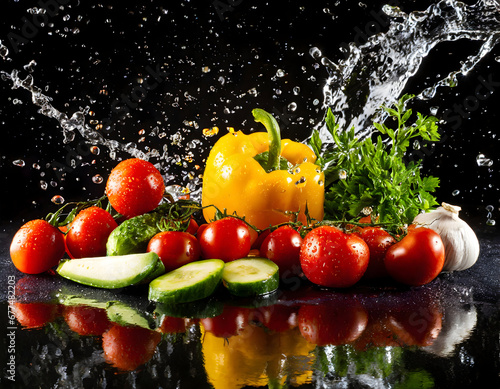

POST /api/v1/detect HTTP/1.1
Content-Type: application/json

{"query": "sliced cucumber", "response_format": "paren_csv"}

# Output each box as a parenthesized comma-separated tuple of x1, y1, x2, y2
(56, 252, 161, 289)
(148, 259, 225, 304)
(222, 257, 279, 297)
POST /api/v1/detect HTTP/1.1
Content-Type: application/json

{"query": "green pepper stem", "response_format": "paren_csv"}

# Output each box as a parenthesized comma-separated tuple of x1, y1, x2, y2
(252, 108, 281, 172)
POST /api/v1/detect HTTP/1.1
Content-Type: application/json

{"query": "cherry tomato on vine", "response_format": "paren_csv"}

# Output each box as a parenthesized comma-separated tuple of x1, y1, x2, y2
(198, 217, 251, 262)
(259, 225, 303, 278)
(147, 231, 201, 272)
(65, 206, 118, 258)
(300, 226, 369, 288)
(106, 158, 165, 218)
(10, 219, 66, 274)
(384, 227, 445, 286)
(355, 227, 396, 279)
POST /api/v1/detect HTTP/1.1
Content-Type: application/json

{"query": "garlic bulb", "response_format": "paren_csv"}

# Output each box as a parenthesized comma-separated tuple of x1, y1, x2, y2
(413, 202, 480, 272)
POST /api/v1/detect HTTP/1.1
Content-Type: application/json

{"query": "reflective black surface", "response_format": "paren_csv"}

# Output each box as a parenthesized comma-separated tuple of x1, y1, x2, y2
(1, 1, 500, 388)
(1, 221, 499, 388)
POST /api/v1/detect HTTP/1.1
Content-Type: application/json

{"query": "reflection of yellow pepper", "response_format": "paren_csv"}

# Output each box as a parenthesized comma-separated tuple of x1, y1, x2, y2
(202, 109, 325, 229)
(201, 324, 315, 389)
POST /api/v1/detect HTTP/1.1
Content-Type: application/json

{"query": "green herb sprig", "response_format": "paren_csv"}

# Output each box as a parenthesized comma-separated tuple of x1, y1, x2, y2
(309, 94, 440, 232)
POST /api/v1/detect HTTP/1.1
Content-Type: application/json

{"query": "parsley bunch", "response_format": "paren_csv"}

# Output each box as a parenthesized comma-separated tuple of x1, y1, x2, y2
(310, 94, 440, 230)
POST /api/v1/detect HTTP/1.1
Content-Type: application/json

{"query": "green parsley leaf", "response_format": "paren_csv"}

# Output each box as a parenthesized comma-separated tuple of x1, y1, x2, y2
(309, 94, 440, 231)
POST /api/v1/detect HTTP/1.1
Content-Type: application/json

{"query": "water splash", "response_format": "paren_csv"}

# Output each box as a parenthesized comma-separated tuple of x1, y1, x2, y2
(314, 0, 500, 140)
(0, 69, 150, 161)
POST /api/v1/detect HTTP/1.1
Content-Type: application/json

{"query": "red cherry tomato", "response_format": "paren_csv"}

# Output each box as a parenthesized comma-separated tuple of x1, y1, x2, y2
(106, 158, 165, 218)
(298, 301, 368, 346)
(355, 227, 396, 279)
(198, 217, 251, 262)
(102, 324, 162, 371)
(259, 225, 303, 278)
(65, 206, 118, 258)
(384, 227, 445, 286)
(147, 231, 201, 272)
(63, 305, 111, 336)
(300, 226, 369, 288)
(10, 219, 65, 274)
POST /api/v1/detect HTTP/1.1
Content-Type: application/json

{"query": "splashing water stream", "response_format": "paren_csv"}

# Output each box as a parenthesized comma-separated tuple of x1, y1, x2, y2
(314, 0, 500, 140)
(1, 0, 499, 202)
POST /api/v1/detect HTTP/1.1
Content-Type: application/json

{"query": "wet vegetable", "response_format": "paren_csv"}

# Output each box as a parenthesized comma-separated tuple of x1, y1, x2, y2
(413, 202, 480, 272)
(201, 108, 324, 230)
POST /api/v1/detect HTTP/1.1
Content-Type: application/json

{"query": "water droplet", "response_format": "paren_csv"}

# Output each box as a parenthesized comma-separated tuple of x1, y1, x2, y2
(309, 47, 322, 60)
(90, 146, 100, 155)
(92, 174, 103, 184)
(293, 86, 300, 95)
(288, 102, 297, 112)
(276, 69, 285, 77)
(476, 153, 493, 167)
(51, 195, 64, 204)
(12, 159, 25, 167)
(202, 66, 210, 73)
(452, 189, 460, 196)
(203, 127, 219, 137)
(485, 204, 495, 212)
(339, 170, 347, 180)
(486, 219, 496, 226)
(295, 176, 307, 187)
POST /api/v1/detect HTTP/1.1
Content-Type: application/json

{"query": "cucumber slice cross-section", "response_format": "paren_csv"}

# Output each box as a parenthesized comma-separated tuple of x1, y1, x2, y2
(222, 257, 279, 297)
(56, 252, 161, 289)
(148, 259, 225, 304)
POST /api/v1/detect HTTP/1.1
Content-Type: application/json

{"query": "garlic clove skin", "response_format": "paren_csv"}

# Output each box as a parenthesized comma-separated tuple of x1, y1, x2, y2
(413, 202, 480, 272)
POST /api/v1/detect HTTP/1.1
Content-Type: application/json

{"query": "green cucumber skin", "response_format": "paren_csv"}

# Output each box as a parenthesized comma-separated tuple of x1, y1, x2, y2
(149, 271, 223, 304)
(222, 258, 280, 297)
(56, 252, 159, 289)
(148, 260, 225, 304)
(106, 212, 162, 256)
(223, 272, 279, 297)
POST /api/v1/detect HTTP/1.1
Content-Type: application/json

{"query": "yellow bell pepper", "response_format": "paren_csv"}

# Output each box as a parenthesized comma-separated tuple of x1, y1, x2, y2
(202, 109, 325, 229)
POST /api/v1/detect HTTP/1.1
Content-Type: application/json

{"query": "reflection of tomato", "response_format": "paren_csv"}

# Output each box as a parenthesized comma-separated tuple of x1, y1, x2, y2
(355, 227, 396, 279)
(158, 315, 187, 334)
(66, 206, 118, 258)
(11, 302, 59, 329)
(300, 226, 369, 288)
(102, 324, 162, 371)
(63, 305, 110, 336)
(385, 227, 445, 286)
(261, 304, 299, 332)
(298, 301, 368, 346)
(10, 219, 65, 274)
(200, 305, 250, 338)
(387, 305, 443, 346)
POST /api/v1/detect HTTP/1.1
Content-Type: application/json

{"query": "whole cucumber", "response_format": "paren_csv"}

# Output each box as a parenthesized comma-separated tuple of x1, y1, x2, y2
(106, 212, 163, 256)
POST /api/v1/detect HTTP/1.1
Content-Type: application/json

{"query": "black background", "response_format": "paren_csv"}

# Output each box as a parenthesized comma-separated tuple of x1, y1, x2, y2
(1, 0, 499, 226)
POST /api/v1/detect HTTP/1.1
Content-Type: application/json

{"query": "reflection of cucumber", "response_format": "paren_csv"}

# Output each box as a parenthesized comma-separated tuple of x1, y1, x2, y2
(149, 259, 225, 304)
(222, 257, 279, 297)
(106, 301, 154, 329)
(57, 252, 161, 289)
(155, 297, 224, 319)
